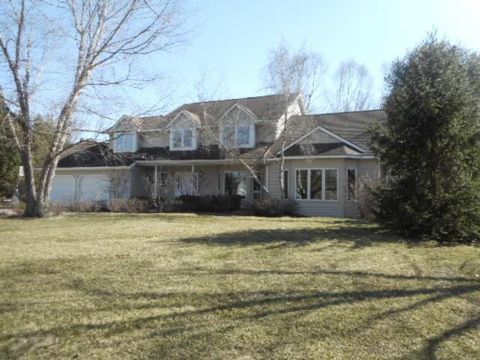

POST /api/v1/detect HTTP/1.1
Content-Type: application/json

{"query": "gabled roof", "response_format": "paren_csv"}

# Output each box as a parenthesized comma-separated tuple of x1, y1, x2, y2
(167, 110, 201, 128)
(269, 110, 385, 157)
(165, 93, 300, 123)
(106, 93, 300, 133)
(106, 115, 168, 133)
(217, 103, 259, 124)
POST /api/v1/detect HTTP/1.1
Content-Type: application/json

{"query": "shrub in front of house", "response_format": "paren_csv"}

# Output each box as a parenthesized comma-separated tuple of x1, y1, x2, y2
(357, 178, 383, 221)
(176, 195, 243, 212)
(108, 198, 149, 213)
(251, 196, 297, 217)
(48, 198, 149, 214)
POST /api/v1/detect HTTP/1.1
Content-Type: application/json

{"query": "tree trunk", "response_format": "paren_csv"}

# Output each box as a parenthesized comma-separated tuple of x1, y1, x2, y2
(20, 149, 39, 217)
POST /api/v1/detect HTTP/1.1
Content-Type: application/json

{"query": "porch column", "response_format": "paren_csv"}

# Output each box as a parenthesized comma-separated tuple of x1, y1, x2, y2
(154, 164, 158, 199)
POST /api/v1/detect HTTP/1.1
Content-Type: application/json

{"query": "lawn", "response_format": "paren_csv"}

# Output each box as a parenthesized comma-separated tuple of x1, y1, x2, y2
(0, 213, 479, 359)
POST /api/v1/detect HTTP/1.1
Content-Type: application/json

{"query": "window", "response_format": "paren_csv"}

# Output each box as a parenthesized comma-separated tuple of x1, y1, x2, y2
(296, 170, 308, 199)
(223, 125, 235, 147)
(224, 171, 248, 198)
(310, 170, 323, 199)
(113, 132, 137, 153)
(295, 168, 338, 201)
(347, 168, 357, 200)
(325, 169, 338, 200)
(222, 124, 254, 148)
(170, 127, 195, 150)
(283, 170, 289, 199)
(237, 125, 251, 146)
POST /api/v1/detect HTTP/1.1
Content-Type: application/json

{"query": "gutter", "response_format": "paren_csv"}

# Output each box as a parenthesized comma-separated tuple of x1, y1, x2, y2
(265, 155, 378, 161)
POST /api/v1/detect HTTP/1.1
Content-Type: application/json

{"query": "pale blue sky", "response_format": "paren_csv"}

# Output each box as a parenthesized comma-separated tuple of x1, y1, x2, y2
(145, 0, 480, 112)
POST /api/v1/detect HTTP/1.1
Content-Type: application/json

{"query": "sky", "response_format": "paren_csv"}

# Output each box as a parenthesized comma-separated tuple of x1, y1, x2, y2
(142, 0, 480, 113)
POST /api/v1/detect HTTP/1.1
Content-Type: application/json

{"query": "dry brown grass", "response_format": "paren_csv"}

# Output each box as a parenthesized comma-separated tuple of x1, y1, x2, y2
(0, 213, 479, 359)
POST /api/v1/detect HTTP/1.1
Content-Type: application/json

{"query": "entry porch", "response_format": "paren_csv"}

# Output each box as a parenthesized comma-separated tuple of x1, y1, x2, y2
(131, 160, 267, 204)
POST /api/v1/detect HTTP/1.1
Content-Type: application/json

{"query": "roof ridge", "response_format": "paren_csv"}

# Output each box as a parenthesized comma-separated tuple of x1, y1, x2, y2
(296, 109, 384, 117)
(176, 92, 299, 107)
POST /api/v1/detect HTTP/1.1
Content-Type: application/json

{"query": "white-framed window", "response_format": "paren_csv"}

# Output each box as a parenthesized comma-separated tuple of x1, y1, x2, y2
(222, 124, 254, 148)
(347, 168, 357, 201)
(295, 168, 338, 201)
(113, 132, 137, 153)
(170, 127, 196, 150)
(224, 171, 248, 198)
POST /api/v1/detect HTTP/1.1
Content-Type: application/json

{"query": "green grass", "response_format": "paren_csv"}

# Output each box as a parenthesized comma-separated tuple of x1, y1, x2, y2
(0, 213, 479, 359)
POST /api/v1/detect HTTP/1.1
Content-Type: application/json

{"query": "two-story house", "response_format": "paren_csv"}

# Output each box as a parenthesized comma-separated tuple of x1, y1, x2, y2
(51, 93, 384, 216)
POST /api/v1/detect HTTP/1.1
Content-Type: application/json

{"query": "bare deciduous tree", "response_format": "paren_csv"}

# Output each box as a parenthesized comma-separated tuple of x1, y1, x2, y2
(263, 41, 325, 201)
(143, 170, 173, 212)
(327, 60, 375, 112)
(0, 0, 187, 216)
(194, 75, 268, 196)
(107, 170, 130, 200)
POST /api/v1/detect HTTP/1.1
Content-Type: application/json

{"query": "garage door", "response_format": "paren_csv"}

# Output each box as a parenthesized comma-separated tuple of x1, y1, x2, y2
(78, 175, 110, 201)
(50, 175, 76, 202)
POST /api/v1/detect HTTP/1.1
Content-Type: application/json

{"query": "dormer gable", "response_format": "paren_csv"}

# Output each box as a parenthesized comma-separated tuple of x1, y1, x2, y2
(168, 110, 200, 151)
(218, 103, 257, 148)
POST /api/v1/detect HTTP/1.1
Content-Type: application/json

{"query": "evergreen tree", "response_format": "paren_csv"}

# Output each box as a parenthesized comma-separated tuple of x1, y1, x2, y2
(372, 34, 480, 243)
(0, 94, 20, 198)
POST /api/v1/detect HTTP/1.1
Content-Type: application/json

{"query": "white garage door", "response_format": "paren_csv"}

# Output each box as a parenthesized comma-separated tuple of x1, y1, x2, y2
(78, 175, 110, 201)
(51, 175, 76, 202)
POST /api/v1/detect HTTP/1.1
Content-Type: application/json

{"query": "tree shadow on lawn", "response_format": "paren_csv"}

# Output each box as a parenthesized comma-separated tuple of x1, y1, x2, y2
(2, 261, 479, 359)
(179, 224, 421, 249)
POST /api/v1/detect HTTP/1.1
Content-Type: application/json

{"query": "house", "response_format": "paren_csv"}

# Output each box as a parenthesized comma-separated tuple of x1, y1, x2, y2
(51, 94, 385, 216)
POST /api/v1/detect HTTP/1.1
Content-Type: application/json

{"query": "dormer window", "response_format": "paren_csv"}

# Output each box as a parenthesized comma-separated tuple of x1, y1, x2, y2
(168, 110, 199, 151)
(113, 132, 137, 153)
(223, 124, 254, 148)
(171, 127, 195, 150)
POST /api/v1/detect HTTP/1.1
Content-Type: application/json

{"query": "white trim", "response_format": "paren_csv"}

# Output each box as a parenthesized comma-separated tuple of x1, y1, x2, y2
(168, 110, 200, 151)
(169, 126, 197, 151)
(278, 125, 366, 155)
(294, 167, 339, 202)
(166, 110, 200, 128)
(217, 103, 258, 125)
(219, 103, 256, 149)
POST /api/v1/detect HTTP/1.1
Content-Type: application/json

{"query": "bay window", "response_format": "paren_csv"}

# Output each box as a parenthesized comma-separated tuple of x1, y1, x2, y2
(310, 170, 323, 199)
(325, 169, 338, 200)
(296, 170, 308, 199)
(295, 168, 338, 201)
